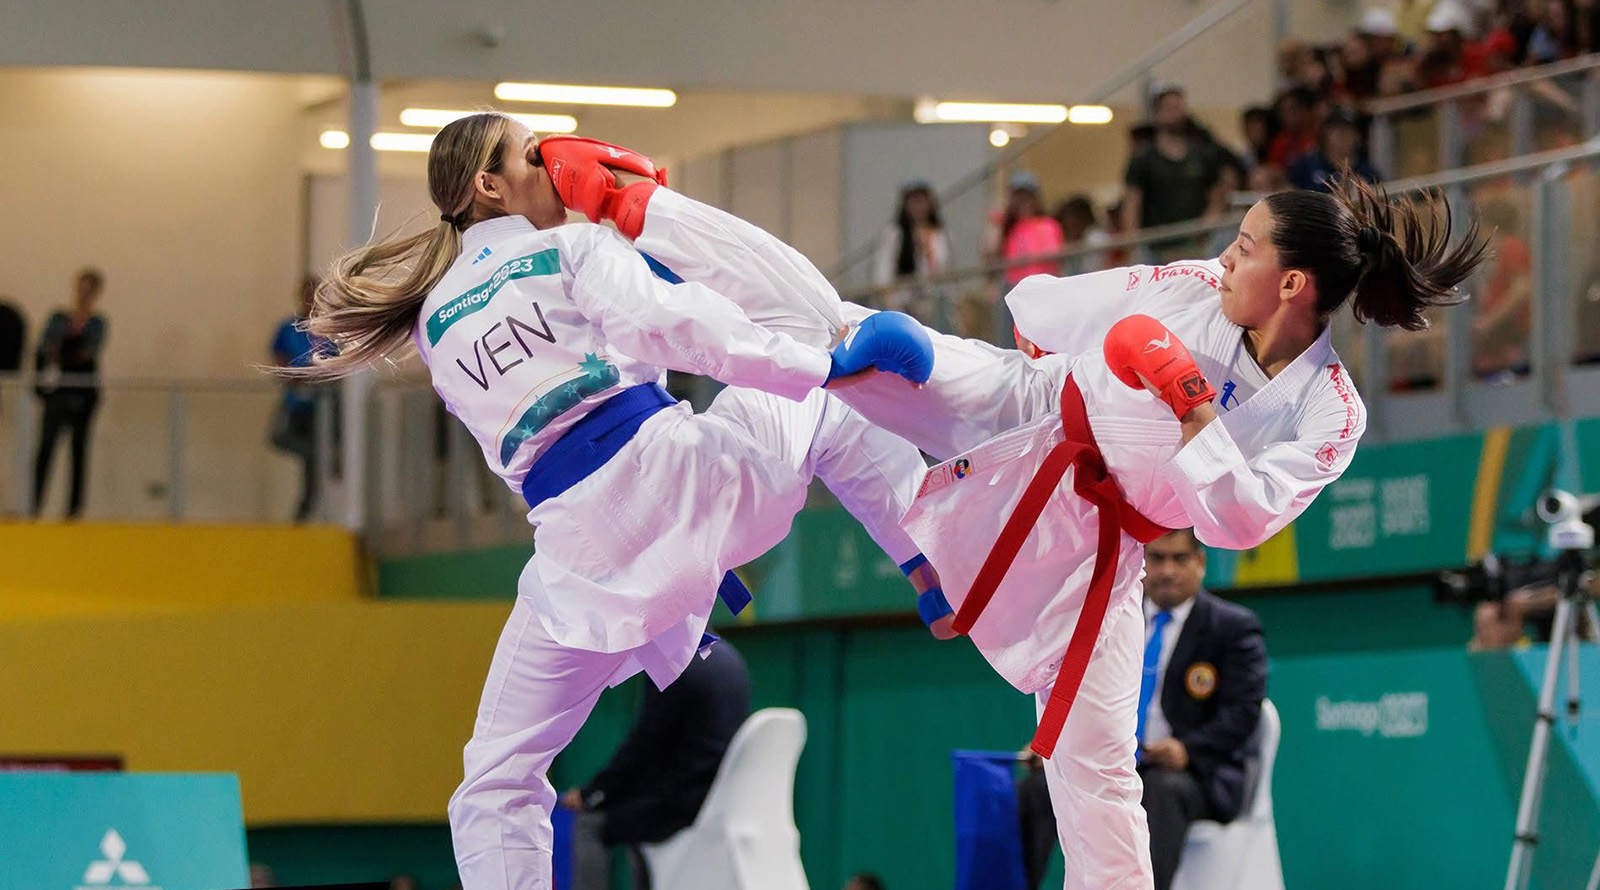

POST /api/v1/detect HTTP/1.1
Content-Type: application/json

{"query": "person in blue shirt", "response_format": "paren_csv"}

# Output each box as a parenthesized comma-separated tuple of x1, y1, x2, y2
(269, 276, 333, 522)
(1286, 109, 1382, 193)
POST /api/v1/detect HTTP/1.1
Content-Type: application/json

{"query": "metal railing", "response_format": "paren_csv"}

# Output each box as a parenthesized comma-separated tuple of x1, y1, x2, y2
(1366, 52, 1600, 180)
(1, 373, 340, 525)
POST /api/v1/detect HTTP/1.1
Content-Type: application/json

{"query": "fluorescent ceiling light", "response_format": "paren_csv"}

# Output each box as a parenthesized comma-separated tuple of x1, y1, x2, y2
(371, 132, 436, 152)
(1067, 105, 1115, 125)
(494, 82, 677, 107)
(400, 108, 578, 133)
(915, 100, 1069, 124)
(320, 130, 435, 152)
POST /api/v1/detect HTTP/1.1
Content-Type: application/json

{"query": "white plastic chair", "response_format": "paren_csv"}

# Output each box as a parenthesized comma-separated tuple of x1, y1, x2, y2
(640, 707, 811, 890)
(1171, 698, 1286, 890)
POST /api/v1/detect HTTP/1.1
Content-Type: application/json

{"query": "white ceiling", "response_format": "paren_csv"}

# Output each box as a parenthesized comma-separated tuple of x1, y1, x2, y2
(0, 0, 1332, 105)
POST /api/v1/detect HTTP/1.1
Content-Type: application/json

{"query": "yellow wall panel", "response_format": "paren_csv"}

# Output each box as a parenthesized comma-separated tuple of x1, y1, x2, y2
(0, 524, 362, 612)
(0, 600, 511, 824)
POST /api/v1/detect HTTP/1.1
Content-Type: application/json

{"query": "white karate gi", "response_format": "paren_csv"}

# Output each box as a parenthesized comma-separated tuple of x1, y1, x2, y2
(831, 261, 1366, 889)
(424, 216, 924, 890)
(619, 190, 1367, 890)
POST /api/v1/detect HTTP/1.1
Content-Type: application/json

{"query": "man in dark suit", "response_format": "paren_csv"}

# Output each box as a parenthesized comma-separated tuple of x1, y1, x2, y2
(562, 639, 752, 889)
(1137, 528, 1267, 890)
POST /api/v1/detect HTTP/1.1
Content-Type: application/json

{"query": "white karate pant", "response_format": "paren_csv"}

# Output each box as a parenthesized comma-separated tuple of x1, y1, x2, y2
(636, 188, 1156, 890)
(1036, 593, 1155, 890)
(450, 389, 923, 890)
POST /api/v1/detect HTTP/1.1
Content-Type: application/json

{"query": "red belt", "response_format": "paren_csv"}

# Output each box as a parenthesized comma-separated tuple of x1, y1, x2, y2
(952, 373, 1170, 758)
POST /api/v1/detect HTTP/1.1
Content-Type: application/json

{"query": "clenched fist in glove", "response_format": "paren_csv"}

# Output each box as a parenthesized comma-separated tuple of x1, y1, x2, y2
(1103, 314, 1216, 420)
(537, 136, 666, 240)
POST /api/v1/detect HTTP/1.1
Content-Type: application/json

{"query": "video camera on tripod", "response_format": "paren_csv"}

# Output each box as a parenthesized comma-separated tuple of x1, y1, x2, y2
(1501, 490, 1600, 890)
(1433, 493, 1600, 607)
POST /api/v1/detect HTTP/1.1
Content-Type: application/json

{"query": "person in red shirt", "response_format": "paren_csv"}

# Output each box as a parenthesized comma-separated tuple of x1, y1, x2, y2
(1265, 88, 1322, 168)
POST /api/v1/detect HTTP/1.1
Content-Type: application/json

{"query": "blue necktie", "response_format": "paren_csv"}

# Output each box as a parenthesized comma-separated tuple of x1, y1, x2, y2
(1137, 610, 1174, 751)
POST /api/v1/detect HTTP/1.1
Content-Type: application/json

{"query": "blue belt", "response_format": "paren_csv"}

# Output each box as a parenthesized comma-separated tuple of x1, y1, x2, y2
(521, 382, 753, 633)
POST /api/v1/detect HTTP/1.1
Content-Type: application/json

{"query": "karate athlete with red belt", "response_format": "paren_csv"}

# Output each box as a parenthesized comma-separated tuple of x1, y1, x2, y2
(831, 181, 1487, 889)
(539, 139, 1488, 889)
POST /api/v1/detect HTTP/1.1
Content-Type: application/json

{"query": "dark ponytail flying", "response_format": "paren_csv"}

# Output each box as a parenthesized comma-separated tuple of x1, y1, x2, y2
(1263, 174, 1490, 331)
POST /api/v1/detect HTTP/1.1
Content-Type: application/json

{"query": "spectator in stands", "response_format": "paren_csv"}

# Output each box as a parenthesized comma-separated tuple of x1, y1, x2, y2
(562, 640, 751, 889)
(1287, 108, 1383, 191)
(1138, 529, 1267, 890)
(984, 172, 1064, 338)
(1239, 106, 1278, 169)
(0, 297, 25, 427)
(1418, 2, 1478, 87)
(1570, 218, 1600, 364)
(1247, 163, 1290, 194)
(1472, 560, 1600, 649)
(1102, 198, 1134, 269)
(0, 299, 23, 377)
(32, 267, 107, 520)
(388, 875, 419, 890)
(1265, 87, 1322, 169)
(1471, 198, 1533, 380)
(1357, 7, 1425, 98)
(1121, 85, 1226, 262)
(1523, 0, 1565, 62)
(1054, 194, 1113, 274)
(1358, 6, 1406, 63)
(874, 179, 951, 327)
(269, 276, 332, 523)
(844, 874, 886, 890)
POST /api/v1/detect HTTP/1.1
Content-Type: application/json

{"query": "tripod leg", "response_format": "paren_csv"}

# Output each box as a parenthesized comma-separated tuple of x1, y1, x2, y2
(1571, 614, 1583, 728)
(1506, 597, 1575, 890)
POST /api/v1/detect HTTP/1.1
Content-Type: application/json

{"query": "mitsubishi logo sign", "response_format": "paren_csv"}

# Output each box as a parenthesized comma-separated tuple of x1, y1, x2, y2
(78, 830, 162, 890)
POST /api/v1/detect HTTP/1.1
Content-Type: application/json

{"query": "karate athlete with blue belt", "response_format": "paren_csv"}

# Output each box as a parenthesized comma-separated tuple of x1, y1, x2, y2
(280, 113, 939, 890)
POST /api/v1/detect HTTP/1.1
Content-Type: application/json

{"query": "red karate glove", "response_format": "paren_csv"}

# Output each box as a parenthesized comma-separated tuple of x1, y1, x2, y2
(537, 136, 667, 240)
(1102, 314, 1216, 419)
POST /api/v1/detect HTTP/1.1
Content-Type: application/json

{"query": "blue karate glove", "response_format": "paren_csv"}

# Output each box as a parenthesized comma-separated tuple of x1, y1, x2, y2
(827, 311, 934, 385)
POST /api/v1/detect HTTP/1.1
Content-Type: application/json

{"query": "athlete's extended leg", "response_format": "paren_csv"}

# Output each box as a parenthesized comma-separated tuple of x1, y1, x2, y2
(635, 188, 1064, 460)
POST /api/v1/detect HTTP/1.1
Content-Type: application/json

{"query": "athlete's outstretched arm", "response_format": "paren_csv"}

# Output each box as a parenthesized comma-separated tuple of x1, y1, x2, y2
(566, 227, 830, 401)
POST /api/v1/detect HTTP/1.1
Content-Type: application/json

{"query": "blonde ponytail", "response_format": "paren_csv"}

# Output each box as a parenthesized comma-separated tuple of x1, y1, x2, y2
(277, 112, 513, 381)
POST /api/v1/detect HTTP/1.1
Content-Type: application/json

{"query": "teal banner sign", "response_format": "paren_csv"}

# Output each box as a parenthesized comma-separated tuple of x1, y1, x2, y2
(0, 773, 249, 890)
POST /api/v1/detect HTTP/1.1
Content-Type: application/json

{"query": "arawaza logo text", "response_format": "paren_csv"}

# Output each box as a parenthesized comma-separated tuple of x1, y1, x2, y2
(77, 829, 163, 890)
(1315, 692, 1429, 738)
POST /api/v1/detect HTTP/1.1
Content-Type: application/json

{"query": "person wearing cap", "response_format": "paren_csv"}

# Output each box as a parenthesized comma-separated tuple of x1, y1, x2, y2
(1418, 0, 1478, 87)
(1120, 85, 1226, 264)
(1286, 109, 1383, 191)
(1358, 6, 1404, 58)
(1342, 9, 1406, 101)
